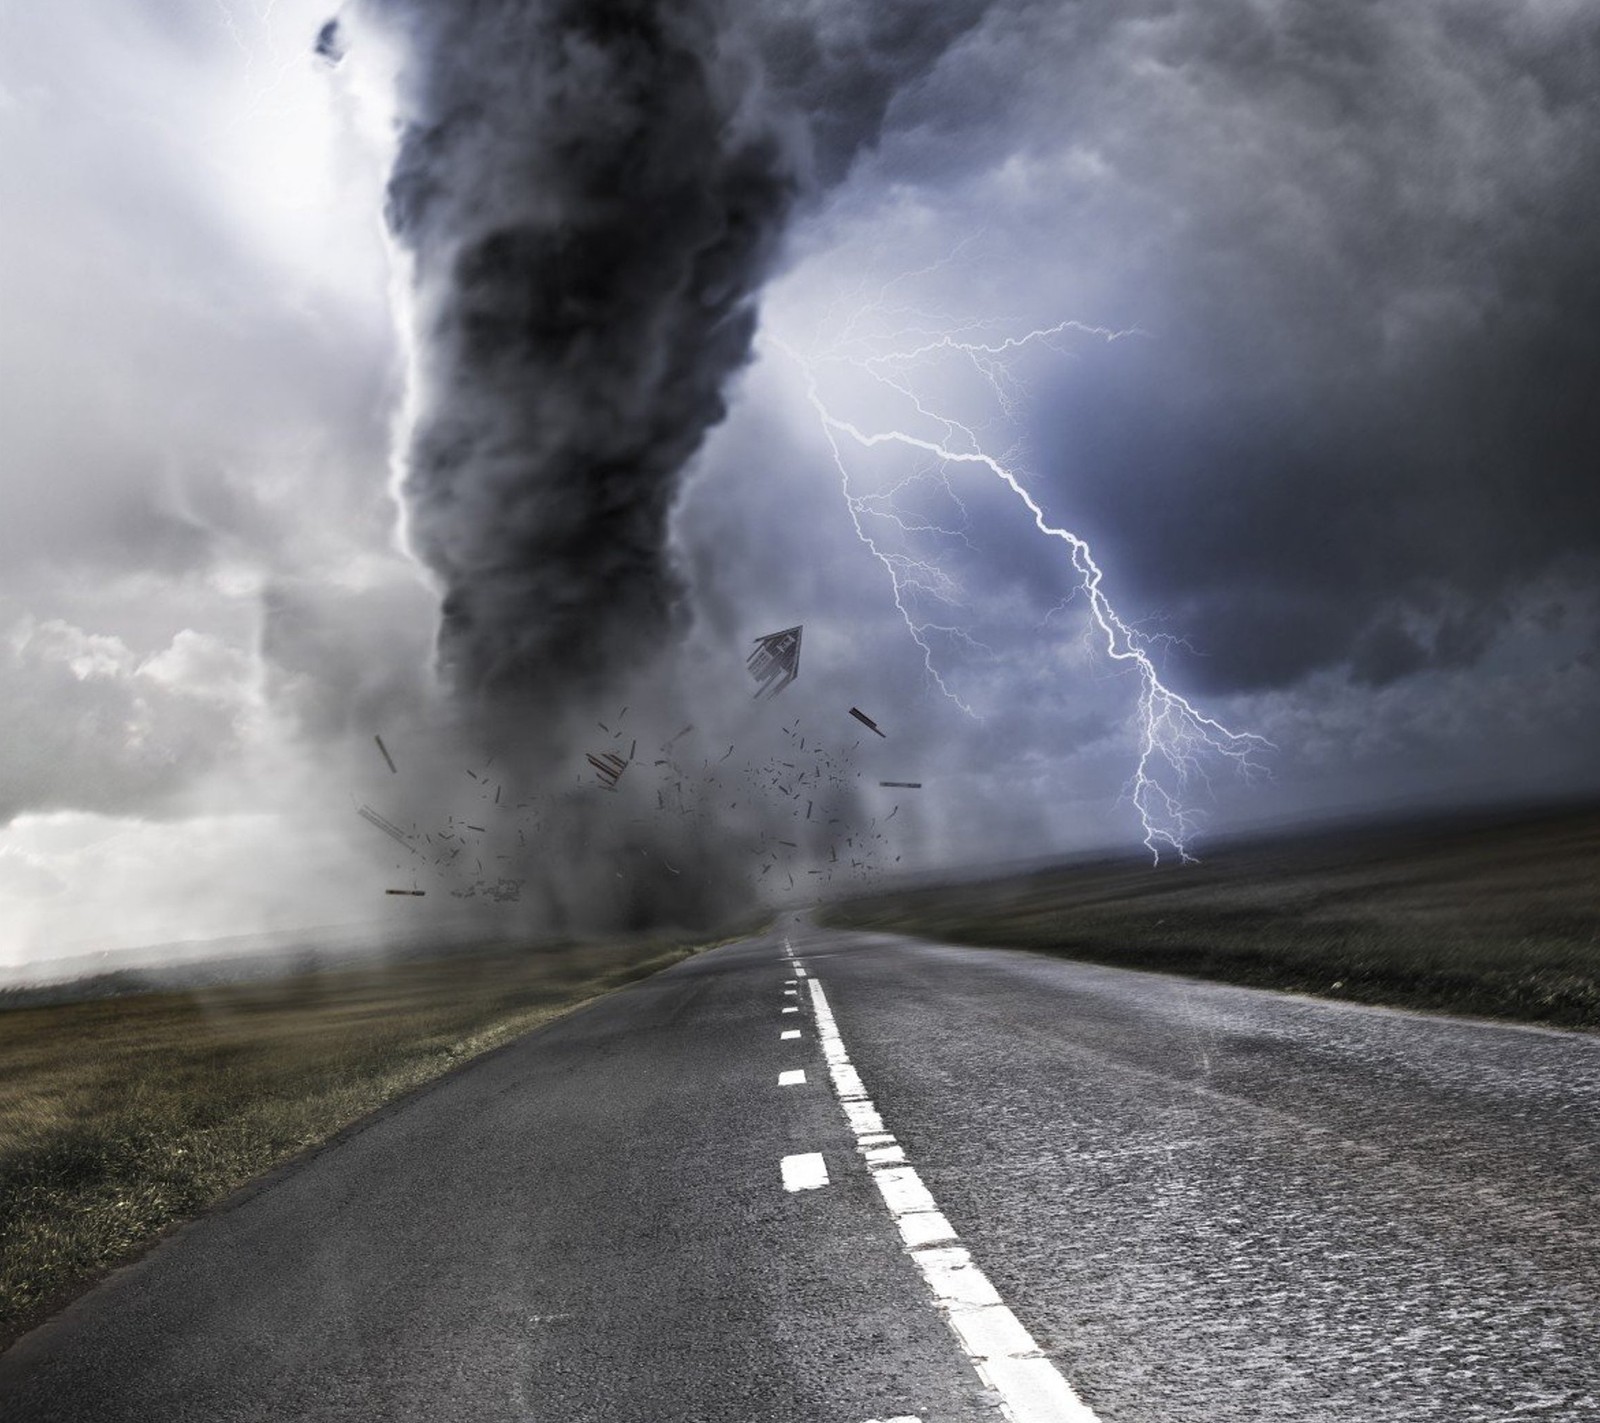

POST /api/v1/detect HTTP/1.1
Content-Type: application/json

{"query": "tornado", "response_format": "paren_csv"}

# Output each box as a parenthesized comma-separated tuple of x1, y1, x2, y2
(356, 0, 991, 710)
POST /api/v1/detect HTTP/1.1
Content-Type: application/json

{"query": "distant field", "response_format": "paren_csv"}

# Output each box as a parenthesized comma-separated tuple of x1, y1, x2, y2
(823, 804, 1600, 1032)
(0, 929, 745, 1350)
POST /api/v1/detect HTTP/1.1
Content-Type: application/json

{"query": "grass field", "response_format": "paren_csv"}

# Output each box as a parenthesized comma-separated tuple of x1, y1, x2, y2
(0, 929, 744, 1350)
(823, 803, 1600, 1031)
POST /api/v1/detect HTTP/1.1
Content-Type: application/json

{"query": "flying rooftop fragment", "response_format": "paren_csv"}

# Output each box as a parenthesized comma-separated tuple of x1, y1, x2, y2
(587, 750, 630, 791)
(358, 804, 419, 854)
(748, 625, 802, 699)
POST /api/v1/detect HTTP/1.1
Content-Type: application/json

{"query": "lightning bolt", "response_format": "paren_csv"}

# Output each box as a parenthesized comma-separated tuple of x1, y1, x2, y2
(771, 297, 1271, 863)
(211, 0, 304, 128)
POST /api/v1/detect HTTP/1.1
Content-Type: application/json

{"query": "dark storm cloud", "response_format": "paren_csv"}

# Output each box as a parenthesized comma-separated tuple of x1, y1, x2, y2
(825, 0, 1600, 698)
(972, 0, 1600, 695)
(362, 0, 988, 707)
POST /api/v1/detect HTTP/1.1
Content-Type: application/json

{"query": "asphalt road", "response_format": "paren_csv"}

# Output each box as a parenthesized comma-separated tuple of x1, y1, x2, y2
(3, 922, 1598, 1421)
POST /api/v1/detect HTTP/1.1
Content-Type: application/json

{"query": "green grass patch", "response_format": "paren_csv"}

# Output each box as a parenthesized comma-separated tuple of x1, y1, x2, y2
(0, 928, 748, 1349)
(823, 805, 1600, 1030)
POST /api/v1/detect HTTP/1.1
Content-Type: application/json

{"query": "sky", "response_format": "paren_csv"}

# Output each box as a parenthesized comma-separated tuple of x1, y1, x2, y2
(1, 0, 1597, 976)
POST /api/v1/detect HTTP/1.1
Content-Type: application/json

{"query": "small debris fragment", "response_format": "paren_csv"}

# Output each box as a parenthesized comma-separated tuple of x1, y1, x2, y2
(314, 19, 347, 67)
(849, 707, 887, 737)
(373, 734, 398, 774)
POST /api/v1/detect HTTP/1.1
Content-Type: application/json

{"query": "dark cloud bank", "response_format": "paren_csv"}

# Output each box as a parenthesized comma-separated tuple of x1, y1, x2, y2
(977, 1, 1600, 699)
(361, 0, 1599, 709)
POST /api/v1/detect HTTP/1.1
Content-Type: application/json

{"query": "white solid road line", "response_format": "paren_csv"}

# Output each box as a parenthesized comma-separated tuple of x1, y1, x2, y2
(781, 1153, 830, 1192)
(779, 1069, 807, 1086)
(806, 975, 1103, 1423)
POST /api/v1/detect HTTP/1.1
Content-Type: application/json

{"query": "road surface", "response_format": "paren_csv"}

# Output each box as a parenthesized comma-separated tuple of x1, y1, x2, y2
(3, 922, 1598, 1421)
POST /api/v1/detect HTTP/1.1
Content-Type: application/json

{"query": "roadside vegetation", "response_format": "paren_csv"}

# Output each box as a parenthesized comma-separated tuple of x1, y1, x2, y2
(823, 803, 1600, 1032)
(0, 929, 742, 1349)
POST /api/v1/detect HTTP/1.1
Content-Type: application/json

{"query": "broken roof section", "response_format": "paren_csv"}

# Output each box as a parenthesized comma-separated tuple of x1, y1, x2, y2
(358, 804, 419, 855)
(748, 625, 802, 700)
(587, 750, 629, 790)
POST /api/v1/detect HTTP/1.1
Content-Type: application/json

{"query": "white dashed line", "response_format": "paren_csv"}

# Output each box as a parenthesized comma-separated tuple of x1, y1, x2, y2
(784, 989, 799, 997)
(782, 1006, 799, 1014)
(807, 976, 1102, 1423)
(782, 1029, 802, 1040)
(779, 1069, 807, 1086)
(781, 1152, 829, 1192)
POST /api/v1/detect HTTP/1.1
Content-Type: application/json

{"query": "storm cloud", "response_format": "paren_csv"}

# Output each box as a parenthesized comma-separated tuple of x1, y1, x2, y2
(3, 0, 1598, 971)
(951, 0, 1600, 695)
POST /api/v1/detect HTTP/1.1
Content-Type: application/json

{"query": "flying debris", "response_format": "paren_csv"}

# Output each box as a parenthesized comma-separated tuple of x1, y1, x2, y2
(878, 780, 921, 788)
(587, 750, 629, 791)
(373, 734, 398, 774)
(358, 805, 420, 856)
(848, 707, 887, 738)
(384, 889, 426, 897)
(313, 18, 346, 67)
(748, 626, 803, 699)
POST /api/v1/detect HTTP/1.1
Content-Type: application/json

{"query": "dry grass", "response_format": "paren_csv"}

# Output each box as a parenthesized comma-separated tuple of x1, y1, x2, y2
(0, 930, 742, 1349)
(823, 804, 1600, 1030)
